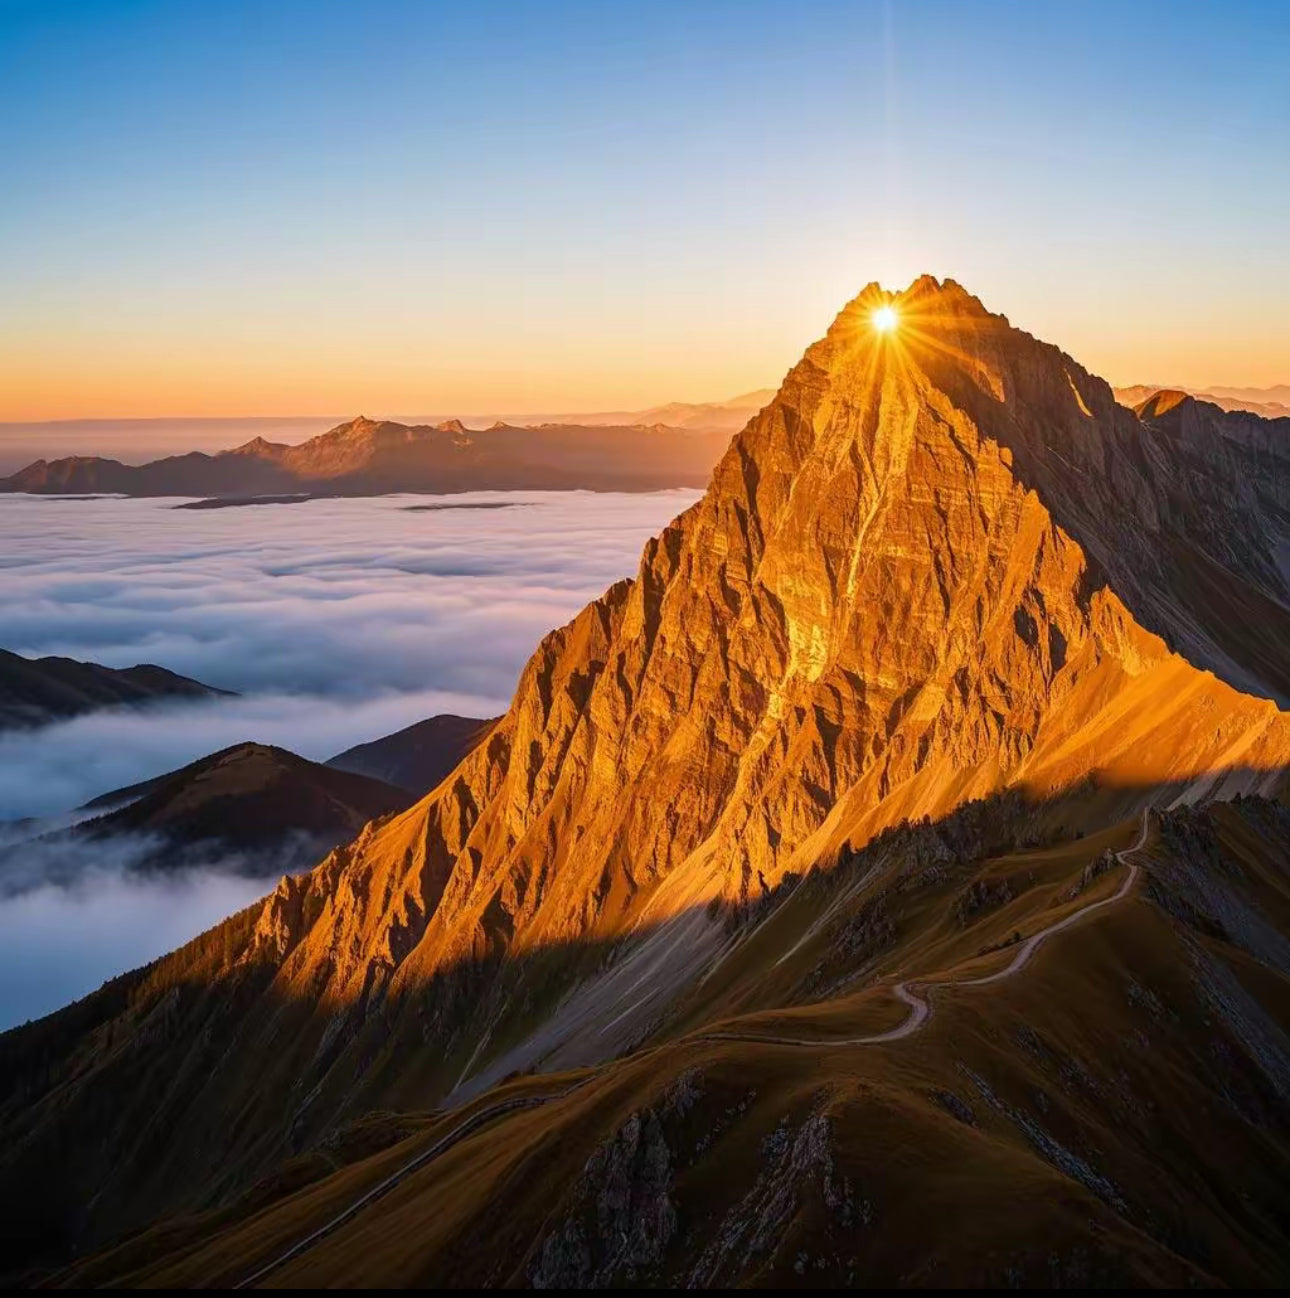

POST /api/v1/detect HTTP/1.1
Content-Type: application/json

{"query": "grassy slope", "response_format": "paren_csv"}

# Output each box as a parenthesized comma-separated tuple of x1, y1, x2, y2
(59, 800, 1290, 1288)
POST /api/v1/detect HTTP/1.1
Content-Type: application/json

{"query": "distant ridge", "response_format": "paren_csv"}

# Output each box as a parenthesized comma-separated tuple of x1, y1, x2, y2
(77, 742, 413, 868)
(0, 392, 773, 475)
(1115, 382, 1290, 419)
(0, 646, 227, 731)
(0, 743, 416, 890)
(327, 714, 498, 796)
(0, 417, 733, 498)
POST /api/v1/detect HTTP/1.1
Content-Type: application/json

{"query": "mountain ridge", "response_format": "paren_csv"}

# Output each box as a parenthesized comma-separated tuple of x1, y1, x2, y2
(76, 741, 414, 864)
(326, 714, 498, 796)
(0, 647, 228, 732)
(0, 419, 731, 498)
(0, 743, 415, 894)
(1115, 382, 1290, 419)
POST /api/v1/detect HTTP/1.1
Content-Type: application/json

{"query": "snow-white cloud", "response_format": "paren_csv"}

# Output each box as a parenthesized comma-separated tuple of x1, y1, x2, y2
(0, 487, 696, 1028)
(0, 863, 272, 1030)
(0, 489, 695, 815)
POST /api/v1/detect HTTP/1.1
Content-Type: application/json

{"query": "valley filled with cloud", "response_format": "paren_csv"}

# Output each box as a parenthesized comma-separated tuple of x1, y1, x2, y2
(0, 489, 695, 1026)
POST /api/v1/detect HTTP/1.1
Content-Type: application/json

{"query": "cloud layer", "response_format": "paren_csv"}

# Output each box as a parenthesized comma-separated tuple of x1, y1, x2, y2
(0, 489, 696, 815)
(0, 488, 695, 1028)
(0, 866, 271, 1029)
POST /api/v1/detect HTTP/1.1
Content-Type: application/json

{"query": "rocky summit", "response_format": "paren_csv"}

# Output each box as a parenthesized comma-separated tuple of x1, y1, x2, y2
(247, 276, 1289, 1025)
(3, 277, 1290, 1287)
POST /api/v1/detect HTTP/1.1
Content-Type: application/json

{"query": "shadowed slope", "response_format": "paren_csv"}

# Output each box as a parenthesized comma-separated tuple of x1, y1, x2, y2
(45, 797, 1290, 1288)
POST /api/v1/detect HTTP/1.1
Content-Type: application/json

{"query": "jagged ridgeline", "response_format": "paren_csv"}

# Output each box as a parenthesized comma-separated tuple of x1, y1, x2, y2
(3, 277, 1289, 1286)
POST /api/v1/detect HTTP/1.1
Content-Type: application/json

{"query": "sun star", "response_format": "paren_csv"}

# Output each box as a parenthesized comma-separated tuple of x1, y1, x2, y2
(872, 303, 899, 333)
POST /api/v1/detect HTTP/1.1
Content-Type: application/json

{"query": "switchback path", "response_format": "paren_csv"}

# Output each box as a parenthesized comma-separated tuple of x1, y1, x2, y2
(232, 815, 1149, 1286)
(700, 810, 1149, 1049)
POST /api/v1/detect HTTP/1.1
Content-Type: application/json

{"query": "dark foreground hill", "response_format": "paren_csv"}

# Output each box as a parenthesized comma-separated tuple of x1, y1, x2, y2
(0, 418, 730, 498)
(3, 277, 1290, 1287)
(0, 647, 227, 732)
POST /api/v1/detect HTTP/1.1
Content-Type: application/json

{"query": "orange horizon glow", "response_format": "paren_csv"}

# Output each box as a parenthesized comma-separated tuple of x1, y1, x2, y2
(2, 274, 1286, 423)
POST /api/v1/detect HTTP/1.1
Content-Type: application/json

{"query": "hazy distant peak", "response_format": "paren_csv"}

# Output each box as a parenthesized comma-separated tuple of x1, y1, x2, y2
(229, 434, 289, 457)
(1133, 389, 1192, 419)
(712, 387, 776, 409)
(1114, 383, 1290, 419)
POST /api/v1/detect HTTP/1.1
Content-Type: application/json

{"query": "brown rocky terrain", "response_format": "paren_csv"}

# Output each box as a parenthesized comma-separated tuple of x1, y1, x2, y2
(2, 276, 1289, 1286)
(0, 419, 730, 498)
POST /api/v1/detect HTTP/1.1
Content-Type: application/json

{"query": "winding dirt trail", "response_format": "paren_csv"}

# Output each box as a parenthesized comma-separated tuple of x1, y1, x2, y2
(703, 810, 1149, 1048)
(232, 1086, 580, 1289)
(231, 815, 1149, 1287)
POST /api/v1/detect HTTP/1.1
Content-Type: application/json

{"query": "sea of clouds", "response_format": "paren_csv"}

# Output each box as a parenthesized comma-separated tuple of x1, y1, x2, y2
(0, 488, 696, 1027)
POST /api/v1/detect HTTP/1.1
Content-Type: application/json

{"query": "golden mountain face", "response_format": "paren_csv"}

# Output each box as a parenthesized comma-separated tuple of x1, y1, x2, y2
(4, 276, 1289, 1286)
(251, 277, 1288, 1016)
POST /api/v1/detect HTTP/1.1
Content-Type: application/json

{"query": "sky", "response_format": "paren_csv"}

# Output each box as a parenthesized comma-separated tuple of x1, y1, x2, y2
(1, 0, 1287, 421)
(0, 488, 693, 1025)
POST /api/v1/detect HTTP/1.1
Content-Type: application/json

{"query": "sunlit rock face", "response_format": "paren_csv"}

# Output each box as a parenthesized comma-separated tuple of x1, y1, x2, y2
(262, 276, 1289, 1018)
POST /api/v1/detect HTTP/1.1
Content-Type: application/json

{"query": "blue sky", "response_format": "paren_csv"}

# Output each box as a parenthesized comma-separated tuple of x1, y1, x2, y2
(1, 0, 1287, 417)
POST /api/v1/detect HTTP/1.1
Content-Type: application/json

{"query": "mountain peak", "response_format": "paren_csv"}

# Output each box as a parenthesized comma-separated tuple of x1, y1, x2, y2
(1134, 388, 1192, 419)
(813, 275, 1013, 386)
(830, 274, 992, 326)
(218, 272, 1290, 1018)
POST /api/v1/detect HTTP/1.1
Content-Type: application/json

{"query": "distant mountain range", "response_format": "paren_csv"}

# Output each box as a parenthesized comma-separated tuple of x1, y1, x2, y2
(1, 716, 497, 889)
(0, 647, 226, 731)
(1114, 382, 1290, 419)
(533, 389, 776, 431)
(0, 416, 734, 498)
(0, 392, 775, 477)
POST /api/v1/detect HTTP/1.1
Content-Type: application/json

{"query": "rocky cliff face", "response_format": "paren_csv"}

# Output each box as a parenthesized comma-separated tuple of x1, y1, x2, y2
(4, 277, 1289, 1270)
(255, 278, 1289, 1019)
